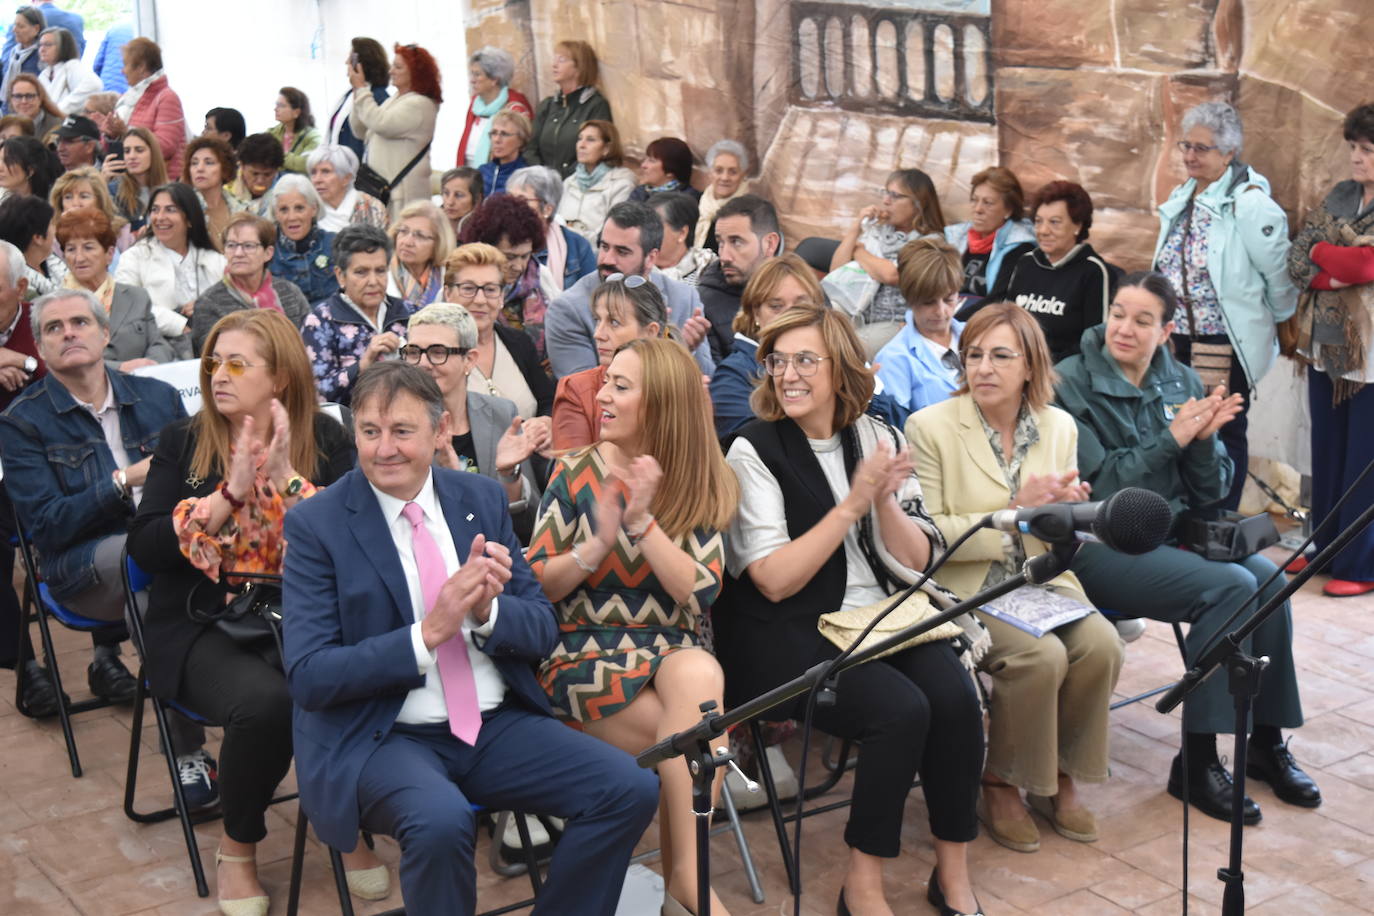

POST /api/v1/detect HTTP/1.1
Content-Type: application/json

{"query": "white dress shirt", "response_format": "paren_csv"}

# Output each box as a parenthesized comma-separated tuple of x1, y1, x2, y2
(369, 471, 507, 725)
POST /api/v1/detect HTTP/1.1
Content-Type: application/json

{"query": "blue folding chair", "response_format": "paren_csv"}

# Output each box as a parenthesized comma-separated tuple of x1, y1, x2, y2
(120, 550, 299, 898)
(9, 502, 126, 777)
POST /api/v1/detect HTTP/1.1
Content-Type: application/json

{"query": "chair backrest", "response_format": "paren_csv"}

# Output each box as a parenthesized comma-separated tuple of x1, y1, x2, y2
(133, 359, 203, 414)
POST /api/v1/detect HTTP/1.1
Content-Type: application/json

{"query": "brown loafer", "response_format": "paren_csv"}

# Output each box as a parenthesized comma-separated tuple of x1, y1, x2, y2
(976, 794, 1040, 852)
(1027, 793, 1098, 842)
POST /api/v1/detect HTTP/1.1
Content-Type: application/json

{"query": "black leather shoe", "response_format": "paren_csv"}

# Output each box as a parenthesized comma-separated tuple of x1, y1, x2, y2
(927, 866, 984, 916)
(1167, 754, 1261, 825)
(1247, 737, 1322, 807)
(88, 655, 138, 703)
(20, 662, 67, 718)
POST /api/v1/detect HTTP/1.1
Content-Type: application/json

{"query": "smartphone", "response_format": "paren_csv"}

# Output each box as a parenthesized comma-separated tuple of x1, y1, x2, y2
(107, 138, 123, 160)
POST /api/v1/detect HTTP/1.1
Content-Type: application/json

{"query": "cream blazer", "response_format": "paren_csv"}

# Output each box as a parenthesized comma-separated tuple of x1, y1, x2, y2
(907, 394, 1090, 605)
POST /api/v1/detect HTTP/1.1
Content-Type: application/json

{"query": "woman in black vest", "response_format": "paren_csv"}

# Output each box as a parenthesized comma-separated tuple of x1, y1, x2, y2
(715, 307, 986, 916)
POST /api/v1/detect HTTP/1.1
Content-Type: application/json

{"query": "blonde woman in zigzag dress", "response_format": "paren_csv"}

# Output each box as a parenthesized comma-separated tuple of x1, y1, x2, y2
(527, 335, 739, 916)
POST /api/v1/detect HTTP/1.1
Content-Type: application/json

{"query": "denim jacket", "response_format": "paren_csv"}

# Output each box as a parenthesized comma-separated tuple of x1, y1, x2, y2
(269, 224, 339, 305)
(0, 370, 186, 600)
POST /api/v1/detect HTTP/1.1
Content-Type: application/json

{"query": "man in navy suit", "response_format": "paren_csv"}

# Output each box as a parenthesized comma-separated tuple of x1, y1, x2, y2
(283, 362, 658, 914)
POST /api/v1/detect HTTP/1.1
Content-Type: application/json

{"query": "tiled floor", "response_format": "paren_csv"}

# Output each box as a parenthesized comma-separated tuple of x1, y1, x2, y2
(4, 544, 1373, 915)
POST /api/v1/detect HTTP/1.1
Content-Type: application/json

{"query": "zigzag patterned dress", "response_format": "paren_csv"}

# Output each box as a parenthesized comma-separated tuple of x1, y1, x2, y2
(528, 446, 725, 724)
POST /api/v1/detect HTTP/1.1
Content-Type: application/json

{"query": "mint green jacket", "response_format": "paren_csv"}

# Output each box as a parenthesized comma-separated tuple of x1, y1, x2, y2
(1152, 164, 1297, 388)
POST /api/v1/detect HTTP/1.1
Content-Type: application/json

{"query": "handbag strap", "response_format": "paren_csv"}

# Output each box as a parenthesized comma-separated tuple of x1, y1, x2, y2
(381, 141, 433, 189)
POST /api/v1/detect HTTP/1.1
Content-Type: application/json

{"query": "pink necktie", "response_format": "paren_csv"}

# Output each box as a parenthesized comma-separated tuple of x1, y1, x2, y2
(402, 501, 481, 744)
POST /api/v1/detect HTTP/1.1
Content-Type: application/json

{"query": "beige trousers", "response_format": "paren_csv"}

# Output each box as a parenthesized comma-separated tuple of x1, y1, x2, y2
(975, 609, 1124, 796)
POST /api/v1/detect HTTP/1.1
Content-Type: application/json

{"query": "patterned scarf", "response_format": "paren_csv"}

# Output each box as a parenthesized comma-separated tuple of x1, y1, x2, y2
(1287, 180, 1374, 402)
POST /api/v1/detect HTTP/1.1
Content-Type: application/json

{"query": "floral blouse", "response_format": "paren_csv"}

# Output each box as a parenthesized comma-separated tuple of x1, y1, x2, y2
(300, 293, 415, 404)
(1156, 202, 1226, 336)
(173, 473, 319, 583)
(976, 401, 1039, 588)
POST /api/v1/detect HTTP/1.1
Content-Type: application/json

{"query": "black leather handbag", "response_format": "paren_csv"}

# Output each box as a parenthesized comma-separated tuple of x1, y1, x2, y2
(354, 142, 431, 206)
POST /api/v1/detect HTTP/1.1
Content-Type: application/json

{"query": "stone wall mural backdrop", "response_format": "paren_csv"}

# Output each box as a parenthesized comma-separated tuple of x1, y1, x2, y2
(466, 0, 1372, 269)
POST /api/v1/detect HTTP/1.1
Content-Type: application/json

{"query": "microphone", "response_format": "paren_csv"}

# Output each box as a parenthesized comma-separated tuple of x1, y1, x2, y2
(989, 487, 1172, 556)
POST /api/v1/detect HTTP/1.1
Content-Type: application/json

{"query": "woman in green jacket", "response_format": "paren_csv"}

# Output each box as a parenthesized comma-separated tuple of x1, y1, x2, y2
(1055, 271, 1319, 827)
(525, 39, 612, 178)
(268, 86, 323, 174)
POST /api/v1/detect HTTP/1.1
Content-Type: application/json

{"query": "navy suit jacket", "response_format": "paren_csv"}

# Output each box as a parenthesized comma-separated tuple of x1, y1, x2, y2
(283, 466, 558, 850)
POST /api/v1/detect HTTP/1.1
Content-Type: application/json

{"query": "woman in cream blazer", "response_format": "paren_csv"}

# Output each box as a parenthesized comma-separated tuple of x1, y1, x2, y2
(908, 302, 1122, 855)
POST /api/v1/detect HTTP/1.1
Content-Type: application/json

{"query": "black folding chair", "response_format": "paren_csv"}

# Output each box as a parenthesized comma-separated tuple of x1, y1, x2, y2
(10, 501, 126, 777)
(119, 550, 298, 898)
(1103, 611, 1189, 710)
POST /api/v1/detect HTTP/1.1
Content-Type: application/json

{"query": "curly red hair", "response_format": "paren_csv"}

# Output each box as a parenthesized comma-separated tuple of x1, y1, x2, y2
(459, 192, 546, 250)
(394, 44, 442, 104)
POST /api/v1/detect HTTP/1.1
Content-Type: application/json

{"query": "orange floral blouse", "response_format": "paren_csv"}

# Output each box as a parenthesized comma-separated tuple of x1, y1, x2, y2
(173, 474, 319, 583)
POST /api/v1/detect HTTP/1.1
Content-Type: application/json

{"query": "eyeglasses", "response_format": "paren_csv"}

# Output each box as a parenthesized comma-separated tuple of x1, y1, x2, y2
(444, 280, 503, 300)
(400, 344, 470, 365)
(224, 241, 262, 253)
(10, 93, 36, 102)
(963, 347, 1022, 367)
(764, 350, 830, 377)
(203, 356, 266, 376)
(878, 189, 913, 203)
(499, 248, 533, 264)
(489, 129, 519, 139)
(1176, 141, 1219, 154)
(603, 272, 648, 289)
(395, 226, 435, 243)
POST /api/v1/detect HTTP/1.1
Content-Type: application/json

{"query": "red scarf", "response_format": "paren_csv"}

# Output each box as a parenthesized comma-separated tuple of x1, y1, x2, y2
(231, 274, 284, 313)
(966, 227, 997, 255)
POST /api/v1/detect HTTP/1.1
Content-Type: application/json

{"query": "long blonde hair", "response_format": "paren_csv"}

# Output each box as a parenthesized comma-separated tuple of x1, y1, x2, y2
(192, 310, 320, 480)
(613, 338, 737, 537)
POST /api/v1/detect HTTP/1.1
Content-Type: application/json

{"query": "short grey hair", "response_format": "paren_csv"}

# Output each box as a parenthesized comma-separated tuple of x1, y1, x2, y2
(507, 165, 563, 215)
(30, 287, 108, 340)
(706, 139, 749, 173)
(333, 223, 392, 272)
(469, 46, 516, 87)
(1181, 101, 1243, 157)
(0, 239, 26, 292)
(305, 144, 360, 180)
(268, 173, 324, 218)
(408, 302, 478, 350)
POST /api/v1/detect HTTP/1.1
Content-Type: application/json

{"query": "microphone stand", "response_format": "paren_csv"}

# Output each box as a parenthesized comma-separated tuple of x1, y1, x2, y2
(1156, 493, 1374, 915)
(637, 541, 1082, 915)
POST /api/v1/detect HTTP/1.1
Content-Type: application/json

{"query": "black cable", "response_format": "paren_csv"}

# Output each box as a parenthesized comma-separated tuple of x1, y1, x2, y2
(788, 515, 993, 916)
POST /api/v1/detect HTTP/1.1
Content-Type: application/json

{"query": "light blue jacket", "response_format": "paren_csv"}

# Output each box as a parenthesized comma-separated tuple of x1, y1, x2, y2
(544, 267, 713, 378)
(944, 218, 1036, 296)
(875, 315, 965, 415)
(1152, 164, 1297, 388)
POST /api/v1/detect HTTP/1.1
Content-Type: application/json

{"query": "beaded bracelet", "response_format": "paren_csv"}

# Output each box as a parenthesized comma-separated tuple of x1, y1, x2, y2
(218, 480, 246, 511)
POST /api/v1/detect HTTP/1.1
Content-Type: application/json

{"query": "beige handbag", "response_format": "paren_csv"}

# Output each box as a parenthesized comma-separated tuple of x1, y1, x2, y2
(1189, 340, 1234, 391)
(818, 589, 964, 660)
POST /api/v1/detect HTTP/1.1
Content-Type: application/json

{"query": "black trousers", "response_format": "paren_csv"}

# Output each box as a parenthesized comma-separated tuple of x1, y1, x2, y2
(1172, 334, 1251, 511)
(178, 627, 293, 843)
(784, 638, 983, 856)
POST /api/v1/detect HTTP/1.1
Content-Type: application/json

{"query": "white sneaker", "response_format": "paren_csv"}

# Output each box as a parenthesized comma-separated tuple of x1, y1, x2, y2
(1114, 618, 1147, 643)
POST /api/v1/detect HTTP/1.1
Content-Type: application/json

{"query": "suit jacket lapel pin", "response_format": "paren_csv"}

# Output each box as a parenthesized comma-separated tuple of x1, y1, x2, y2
(466, 512, 475, 521)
